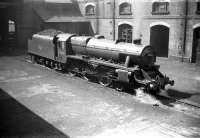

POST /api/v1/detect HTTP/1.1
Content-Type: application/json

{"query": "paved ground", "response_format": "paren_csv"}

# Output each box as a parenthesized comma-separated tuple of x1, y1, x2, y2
(0, 53, 200, 137)
(157, 58, 200, 106)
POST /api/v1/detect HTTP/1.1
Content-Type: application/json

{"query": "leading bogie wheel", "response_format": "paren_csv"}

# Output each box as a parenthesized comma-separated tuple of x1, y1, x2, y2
(99, 76, 112, 87)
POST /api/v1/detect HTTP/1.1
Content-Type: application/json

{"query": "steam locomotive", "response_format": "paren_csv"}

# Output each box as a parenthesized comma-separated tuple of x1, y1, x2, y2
(28, 29, 174, 93)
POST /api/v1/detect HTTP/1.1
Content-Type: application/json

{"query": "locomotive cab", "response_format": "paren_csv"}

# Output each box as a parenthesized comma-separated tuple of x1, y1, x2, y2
(54, 33, 76, 63)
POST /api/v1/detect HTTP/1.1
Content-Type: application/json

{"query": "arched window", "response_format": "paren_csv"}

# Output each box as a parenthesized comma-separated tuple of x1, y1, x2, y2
(119, 2, 132, 15)
(85, 5, 95, 15)
(118, 24, 133, 43)
(152, 1, 169, 14)
(196, 2, 200, 14)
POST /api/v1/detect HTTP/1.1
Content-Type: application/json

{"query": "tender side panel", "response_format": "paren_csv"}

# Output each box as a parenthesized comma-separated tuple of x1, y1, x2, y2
(28, 37, 55, 61)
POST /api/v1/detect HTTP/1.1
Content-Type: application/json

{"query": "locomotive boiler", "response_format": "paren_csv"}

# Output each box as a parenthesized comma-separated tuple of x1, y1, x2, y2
(28, 29, 174, 93)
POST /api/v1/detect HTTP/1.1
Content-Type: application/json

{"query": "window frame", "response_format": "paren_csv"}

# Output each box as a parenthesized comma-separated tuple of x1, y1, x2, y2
(118, 24, 133, 43)
(85, 4, 95, 16)
(196, 2, 200, 14)
(152, 1, 170, 15)
(119, 2, 132, 15)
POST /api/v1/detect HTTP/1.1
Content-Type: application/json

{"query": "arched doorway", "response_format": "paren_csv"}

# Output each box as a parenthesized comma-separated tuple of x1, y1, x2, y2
(118, 24, 133, 43)
(150, 25, 169, 57)
(192, 27, 200, 63)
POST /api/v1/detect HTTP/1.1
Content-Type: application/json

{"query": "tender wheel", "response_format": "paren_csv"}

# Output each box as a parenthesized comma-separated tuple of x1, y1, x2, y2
(44, 59, 49, 67)
(49, 61, 55, 69)
(61, 64, 65, 71)
(30, 55, 35, 63)
(99, 76, 112, 87)
(35, 56, 39, 64)
(56, 63, 63, 71)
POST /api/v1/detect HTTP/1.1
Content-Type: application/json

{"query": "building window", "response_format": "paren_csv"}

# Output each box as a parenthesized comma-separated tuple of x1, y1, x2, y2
(119, 2, 132, 15)
(8, 20, 15, 33)
(196, 2, 200, 14)
(152, 2, 169, 14)
(85, 5, 95, 15)
(118, 24, 132, 43)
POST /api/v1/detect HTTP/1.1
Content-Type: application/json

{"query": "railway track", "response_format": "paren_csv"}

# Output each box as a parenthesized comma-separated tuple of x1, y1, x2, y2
(154, 92, 200, 118)
(158, 92, 200, 109)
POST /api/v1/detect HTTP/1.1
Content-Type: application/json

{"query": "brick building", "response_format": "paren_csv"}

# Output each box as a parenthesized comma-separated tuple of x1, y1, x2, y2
(0, 0, 200, 63)
(76, 0, 200, 63)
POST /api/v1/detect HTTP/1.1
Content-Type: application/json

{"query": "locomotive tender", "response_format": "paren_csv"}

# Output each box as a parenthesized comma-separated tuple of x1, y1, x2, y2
(28, 30, 174, 93)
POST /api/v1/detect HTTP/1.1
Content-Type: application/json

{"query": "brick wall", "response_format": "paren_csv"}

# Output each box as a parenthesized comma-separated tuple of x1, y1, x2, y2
(17, 0, 200, 62)
(75, 0, 200, 61)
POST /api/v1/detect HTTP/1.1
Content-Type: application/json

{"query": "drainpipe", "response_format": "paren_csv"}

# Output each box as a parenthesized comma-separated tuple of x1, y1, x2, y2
(113, 0, 116, 40)
(182, 0, 188, 62)
(96, 0, 99, 34)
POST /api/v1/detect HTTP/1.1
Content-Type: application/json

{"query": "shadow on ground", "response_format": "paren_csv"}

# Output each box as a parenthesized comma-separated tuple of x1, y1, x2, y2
(166, 89, 193, 99)
(155, 88, 200, 107)
(0, 88, 69, 137)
